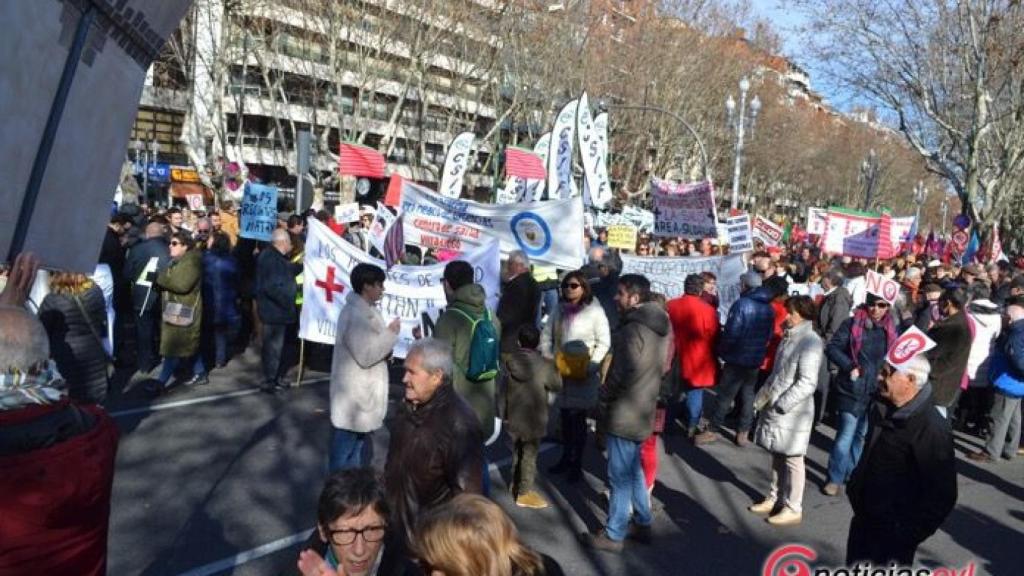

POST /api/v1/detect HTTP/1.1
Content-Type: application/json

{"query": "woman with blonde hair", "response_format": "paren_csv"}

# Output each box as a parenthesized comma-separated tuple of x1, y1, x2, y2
(413, 494, 563, 576)
(38, 271, 110, 404)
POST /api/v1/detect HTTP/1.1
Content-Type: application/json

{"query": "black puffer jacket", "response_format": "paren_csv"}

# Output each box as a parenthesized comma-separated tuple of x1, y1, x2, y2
(384, 384, 483, 546)
(603, 302, 671, 442)
(37, 286, 109, 404)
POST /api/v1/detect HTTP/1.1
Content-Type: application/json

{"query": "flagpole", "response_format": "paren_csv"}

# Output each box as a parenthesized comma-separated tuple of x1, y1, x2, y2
(294, 338, 306, 388)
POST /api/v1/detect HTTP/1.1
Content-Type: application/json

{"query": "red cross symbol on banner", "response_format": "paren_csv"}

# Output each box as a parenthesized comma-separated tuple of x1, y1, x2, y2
(315, 266, 346, 302)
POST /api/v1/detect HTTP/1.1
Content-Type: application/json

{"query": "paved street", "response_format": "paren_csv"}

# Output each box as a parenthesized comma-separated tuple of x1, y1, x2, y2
(106, 349, 1024, 576)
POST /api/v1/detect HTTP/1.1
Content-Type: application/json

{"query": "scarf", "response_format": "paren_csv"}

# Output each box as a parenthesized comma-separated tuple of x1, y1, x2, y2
(560, 301, 584, 328)
(849, 307, 898, 370)
(0, 359, 66, 411)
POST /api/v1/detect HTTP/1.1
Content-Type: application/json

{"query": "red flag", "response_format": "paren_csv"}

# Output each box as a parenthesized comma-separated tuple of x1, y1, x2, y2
(383, 174, 403, 207)
(504, 147, 547, 180)
(876, 212, 895, 260)
(338, 142, 386, 178)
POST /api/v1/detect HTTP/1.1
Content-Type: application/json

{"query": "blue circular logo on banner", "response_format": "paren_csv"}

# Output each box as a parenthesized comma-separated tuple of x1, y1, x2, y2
(510, 212, 552, 256)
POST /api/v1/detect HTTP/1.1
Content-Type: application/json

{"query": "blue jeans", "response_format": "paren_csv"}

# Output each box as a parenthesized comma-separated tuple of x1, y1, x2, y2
(606, 434, 652, 541)
(827, 410, 869, 485)
(214, 322, 238, 366)
(683, 389, 704, 429)
(158, 354, 206, 385)
(329, 427, 369, 472)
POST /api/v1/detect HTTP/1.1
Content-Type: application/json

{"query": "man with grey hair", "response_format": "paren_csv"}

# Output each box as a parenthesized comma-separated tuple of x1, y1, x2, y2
(894, 266, 924, 330)
(383, 338, 483, 545)
(696, 267, 776, 445)
(255, 228, 300, 392)
(0, 254, 120, 576)
(846, 350, 956, 566)
(498, 250, 540, 357)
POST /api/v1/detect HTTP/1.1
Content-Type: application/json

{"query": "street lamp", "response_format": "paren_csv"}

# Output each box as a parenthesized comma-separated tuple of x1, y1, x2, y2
(148, 138, 162, 206)
(912, 181, 928, 228)
(726, 77, 760, 211)
(596, 99, 709, 181)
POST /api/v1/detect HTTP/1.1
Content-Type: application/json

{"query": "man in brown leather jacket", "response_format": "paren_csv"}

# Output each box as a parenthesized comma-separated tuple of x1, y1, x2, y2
(383, 338, 483, 546)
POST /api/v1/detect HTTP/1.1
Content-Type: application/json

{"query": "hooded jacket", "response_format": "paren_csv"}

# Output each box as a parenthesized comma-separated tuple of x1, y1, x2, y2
(754, 321, 823, 456)
(502, 349, 562, 440)
(540, 299, 611, 410)
(434, 283, 501, 440)
(123, 236, 170, 312)
(847, 384, 957, 551)
(966, 299, 1001, 381)
(718, 287, 776, 368)
(384, 384, 483, 546)
(156, 249, 203, 358)
(603, 302, 671, 442)
(666, 294, 719, 388)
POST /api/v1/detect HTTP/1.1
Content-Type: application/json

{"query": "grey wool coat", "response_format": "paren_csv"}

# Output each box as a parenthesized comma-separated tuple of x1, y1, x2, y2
(330, 291, 399, 433)
(754, 320, 824, 456)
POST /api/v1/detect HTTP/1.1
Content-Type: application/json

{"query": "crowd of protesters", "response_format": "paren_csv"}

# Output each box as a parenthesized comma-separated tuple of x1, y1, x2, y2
(2, 199, 1023, 575)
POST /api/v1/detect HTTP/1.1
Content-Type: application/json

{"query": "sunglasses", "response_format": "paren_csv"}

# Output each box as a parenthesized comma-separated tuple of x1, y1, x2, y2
(869, 302, 890, 309)
(170, 241, 183, 247)
(564, 282, 582, 289)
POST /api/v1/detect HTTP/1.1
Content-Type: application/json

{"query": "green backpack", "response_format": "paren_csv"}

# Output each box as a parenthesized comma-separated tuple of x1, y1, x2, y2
(450, 307, 500, 382)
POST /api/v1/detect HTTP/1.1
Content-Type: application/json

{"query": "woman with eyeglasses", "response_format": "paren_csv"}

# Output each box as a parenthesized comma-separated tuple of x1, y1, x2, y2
(296, 467, 417, 576)
(821, 293, 898, 497)
(147, 231, 207, 394)
(540, 270, 611, 483)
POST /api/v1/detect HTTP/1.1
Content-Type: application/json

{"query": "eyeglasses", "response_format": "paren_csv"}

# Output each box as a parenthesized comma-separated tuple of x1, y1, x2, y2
(326, 525, 387, 546)
(564, 282, 582, 290)
(196, 229, 210, 236)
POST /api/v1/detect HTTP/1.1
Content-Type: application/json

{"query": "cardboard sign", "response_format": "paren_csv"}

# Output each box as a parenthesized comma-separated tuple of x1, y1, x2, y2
(606, 225, 638, 250)
(806, 207, 828, 236)
(186, 194, 205, 211)
(865, 269, 901, 305)
(651, 179, 719, 239)
(334, 202, 361, 223)
(752, 216, 783, 247)
(726, 214, 754, 253)
(240, 183, 278, 241)
(886, 326, 938, 369)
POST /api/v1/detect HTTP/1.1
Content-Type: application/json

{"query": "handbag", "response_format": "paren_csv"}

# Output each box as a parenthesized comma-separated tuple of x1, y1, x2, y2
(554, 313, 591, 380)
(162, 291, 199, 327)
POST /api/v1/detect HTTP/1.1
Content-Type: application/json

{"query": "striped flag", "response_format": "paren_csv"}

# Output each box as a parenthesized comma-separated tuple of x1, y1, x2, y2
(338, 142, 386, 178)
(504, 147, 547, 180)
(384, 212, 405, 269)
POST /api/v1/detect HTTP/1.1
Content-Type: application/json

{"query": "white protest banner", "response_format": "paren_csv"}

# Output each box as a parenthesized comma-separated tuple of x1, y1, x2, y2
(527, 133, 550, 201)
(865, 269, 901, 305)
(806, 207, 828, 236)
(300, 219, 500, 357)
(439, 131, 475, 199)
(577, 93, 612, 209)
(548, 99, 579, 199)
(620, 254, 746, 322)
(889, 216, 916, 247)
(752, 216, 784, 247)
(240, 183, 278, 241)
(400, 180, 585, 269)
(821, 209, 882, 258)
(334, 202, 360, 224)
(187, 194, 205, 211)
(368, 202, 396, 255)
(726, 214, 754, 253)
(591, 111, 613, 208)
(651, 178, 719, 239)
(606, 225, 638, 251)
(1, 0, 193, 272)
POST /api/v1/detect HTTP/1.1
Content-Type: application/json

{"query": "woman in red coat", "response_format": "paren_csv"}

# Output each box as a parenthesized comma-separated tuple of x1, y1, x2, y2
(667, 274, 720, 437)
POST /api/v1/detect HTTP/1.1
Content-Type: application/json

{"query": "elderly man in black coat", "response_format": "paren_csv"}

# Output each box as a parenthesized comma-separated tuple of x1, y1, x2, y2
(497, 250, 540, 358)
(846, 353, 957, 566)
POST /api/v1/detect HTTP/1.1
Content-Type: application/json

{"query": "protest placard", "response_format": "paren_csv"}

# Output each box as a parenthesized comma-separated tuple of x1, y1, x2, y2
(821, 209, 882, 258)
(606, 225, 638, 250)
(806, 207, 828, 236)
(620, 253, 746, 322)
(400, 180, 585, 269)
(300, 219, 500, 357)
(187, 194, 205, 211)
(726, 214, 754, 253)
(334, 202, 361, 224)
(865, 269, 901, 304)
(752, 216, 783, 247)
(368, 202, 397, 255)
(239, 183, 278, 241)
(651, 179, 719, 239)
